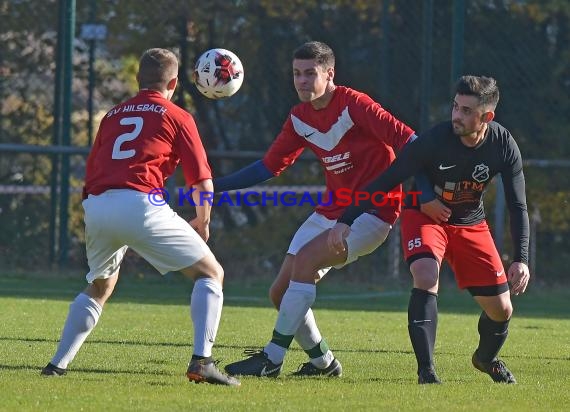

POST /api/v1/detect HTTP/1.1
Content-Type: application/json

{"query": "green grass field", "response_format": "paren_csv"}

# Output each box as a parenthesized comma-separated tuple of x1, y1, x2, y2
(1, 273, 569, 411)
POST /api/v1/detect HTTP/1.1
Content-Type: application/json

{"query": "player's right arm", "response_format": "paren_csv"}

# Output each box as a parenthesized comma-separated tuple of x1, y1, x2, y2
(405, 134, 450, 222)
(353, 95, 444, 220)
(339, 133, 431, 225)
(328, 136, 430, 253)
(213, 118, 305, 192)
(412, 132, 451, 223)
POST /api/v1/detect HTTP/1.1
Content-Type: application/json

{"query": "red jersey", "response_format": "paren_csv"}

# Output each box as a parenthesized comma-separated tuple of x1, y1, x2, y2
(263, 86, 414, 223)
(84, 90, 212, 197)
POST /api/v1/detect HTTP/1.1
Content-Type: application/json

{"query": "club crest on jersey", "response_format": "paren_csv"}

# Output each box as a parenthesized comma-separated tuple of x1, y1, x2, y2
(472, 163, 490, 183)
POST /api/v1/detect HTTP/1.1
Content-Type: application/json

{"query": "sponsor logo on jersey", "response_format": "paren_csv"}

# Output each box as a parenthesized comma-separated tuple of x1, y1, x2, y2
(434, 180, 486, 204)
(438, 164, 456, 170)
(321, 151, 353, 173)
(322, 152, 350, 164)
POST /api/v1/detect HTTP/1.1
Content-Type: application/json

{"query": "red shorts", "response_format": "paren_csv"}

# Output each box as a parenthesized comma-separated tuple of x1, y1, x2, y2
(400, 209, 507, 289)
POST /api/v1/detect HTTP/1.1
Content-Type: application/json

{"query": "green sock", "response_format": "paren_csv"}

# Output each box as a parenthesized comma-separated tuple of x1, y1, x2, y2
(305, 339, 330, 359)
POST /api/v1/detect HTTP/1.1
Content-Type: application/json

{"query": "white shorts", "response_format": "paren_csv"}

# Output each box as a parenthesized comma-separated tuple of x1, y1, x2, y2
(82, 189, 210, 283)
(287, 212, 392, 278)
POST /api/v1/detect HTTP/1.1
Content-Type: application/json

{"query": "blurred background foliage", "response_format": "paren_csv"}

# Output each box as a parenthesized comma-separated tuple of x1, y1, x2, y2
(0, 0, 568, 284)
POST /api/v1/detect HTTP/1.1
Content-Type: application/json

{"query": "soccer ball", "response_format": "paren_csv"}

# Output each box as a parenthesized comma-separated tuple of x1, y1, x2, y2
(193, 48, 244, 99)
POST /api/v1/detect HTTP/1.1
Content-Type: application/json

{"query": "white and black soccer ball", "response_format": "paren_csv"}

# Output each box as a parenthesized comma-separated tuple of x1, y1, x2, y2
(193, 48, 244, 99)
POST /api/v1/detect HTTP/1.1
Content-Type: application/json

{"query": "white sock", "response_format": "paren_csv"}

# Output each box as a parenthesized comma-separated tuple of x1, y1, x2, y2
(264, 342, 287, 365)
(294, 310, 334, 369)
(51, 293, 102, 369)
(264, 281, 316, 364)
(294, 309, 322, 350)
(190, 278, 223, 358)
(310, 350, 335, 369)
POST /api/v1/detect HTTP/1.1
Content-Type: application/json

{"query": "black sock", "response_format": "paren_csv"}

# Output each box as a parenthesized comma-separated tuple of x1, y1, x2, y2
(476, 311, 509, 362)
(191, 355, 212, 362)
(271, 329, 295, 349)
(408, 288, 438, 372)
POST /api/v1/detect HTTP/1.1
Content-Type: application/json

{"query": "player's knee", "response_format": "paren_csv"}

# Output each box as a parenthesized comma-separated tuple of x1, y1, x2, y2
(500, 303, 513, 321)
(411, 269, 439, 290)
(86, 278, 116, 303)
(499, 294, 513, 320)
(486, 302, 513, 322)
(293, 251, 312, 273)
(198, 260, 224, 285)
(268, 285, 282, 309)
(292, 253, 321, 282)
(209, 262, 224, 284)
(410, 258, 439, 289)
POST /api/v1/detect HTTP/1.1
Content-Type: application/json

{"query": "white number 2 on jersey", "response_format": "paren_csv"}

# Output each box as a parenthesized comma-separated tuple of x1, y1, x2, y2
(111, 116, 143, 159)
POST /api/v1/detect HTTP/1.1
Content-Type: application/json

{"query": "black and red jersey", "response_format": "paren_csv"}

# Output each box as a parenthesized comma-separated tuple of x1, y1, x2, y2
(339, 120, 529, 263)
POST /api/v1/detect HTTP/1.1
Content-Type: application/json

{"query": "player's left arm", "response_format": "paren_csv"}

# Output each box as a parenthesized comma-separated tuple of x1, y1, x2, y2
(190, 178, 213, 242)
(212, 160, 275, 192)
(407, 134, 451, 223)
(213, 117, 304, 192)
(176, 115, 216, 242)
(501, 136, 530, 295)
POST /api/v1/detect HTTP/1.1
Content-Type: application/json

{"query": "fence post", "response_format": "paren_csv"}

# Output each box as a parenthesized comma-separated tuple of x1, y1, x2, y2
(87, 0, 97, 146)
(49, 0, 68, 264)
(379, 0, 392, 99)
(58, 0, 76, 266)
(451, 0, 465, 86)
(420, 0, 433, 131)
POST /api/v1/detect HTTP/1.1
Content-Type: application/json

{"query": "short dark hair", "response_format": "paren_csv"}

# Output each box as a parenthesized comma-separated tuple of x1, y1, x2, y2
(137, 48, 178, 90)
(293, 41, 335, 68)
(455, 75, 500, 110)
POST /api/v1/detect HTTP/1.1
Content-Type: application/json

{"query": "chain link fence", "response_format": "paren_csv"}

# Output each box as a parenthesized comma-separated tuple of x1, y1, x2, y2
(1, 0, 568, 283)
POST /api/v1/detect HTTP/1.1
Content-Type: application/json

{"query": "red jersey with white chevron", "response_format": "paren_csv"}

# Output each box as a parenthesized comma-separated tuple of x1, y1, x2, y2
(263, 86, 414, 223)
(84, 89, 212, 198)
